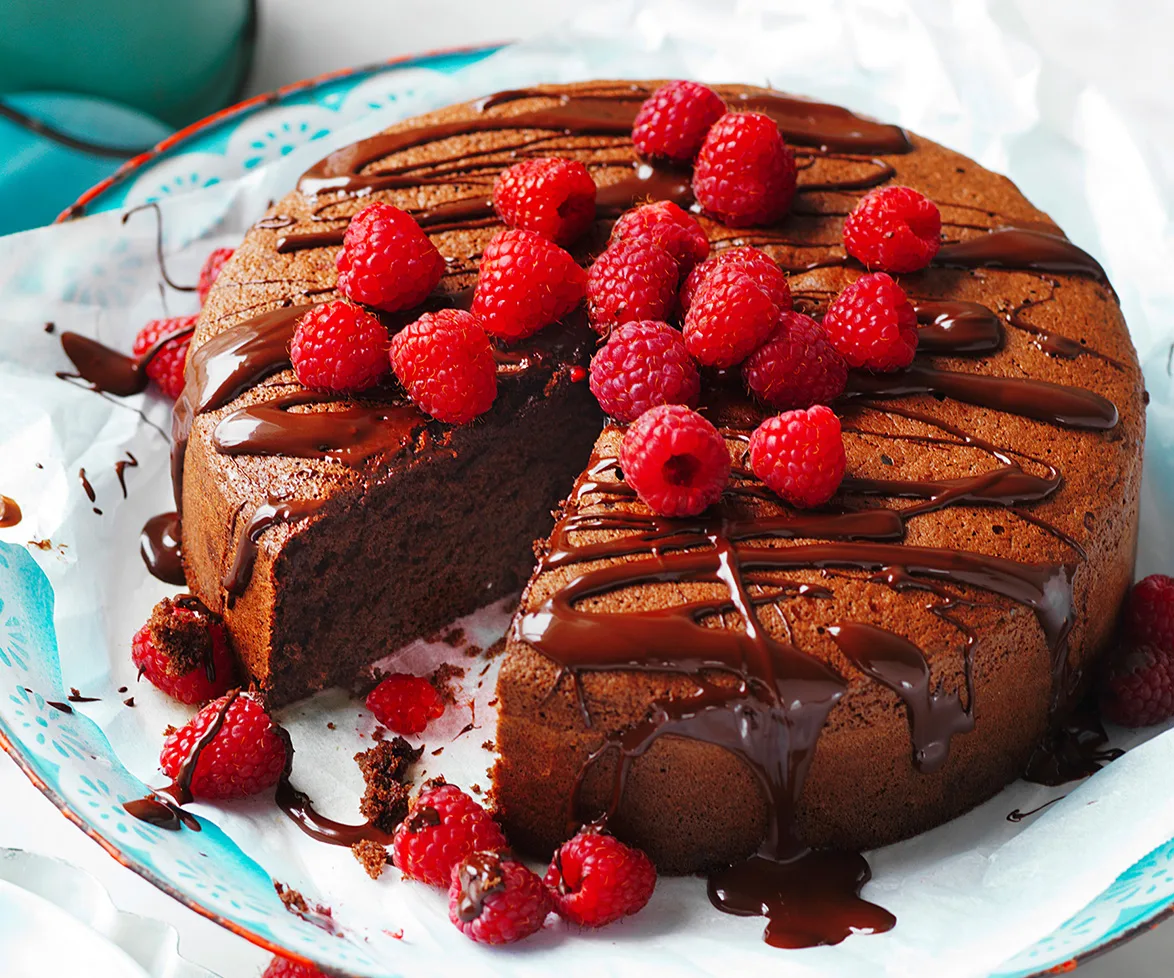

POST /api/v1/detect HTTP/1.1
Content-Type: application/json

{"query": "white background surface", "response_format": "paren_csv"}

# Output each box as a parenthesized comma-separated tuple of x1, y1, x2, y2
(3, 1, 1172, 975)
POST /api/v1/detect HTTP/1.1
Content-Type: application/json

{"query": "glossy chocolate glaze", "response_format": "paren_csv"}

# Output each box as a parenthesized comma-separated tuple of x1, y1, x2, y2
(59, 322, 195, 397)
(0, 495, 20, 528)
(453, 850, 507, 922)
(275, 777, 393, 847)
(140, 511, 185, 585)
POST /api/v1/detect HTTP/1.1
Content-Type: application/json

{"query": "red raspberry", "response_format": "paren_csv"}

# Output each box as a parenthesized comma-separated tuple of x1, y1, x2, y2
(159, 691, 287, 800)
(366, 673, 445, 735)
(262, 956, 326, 978)
(133, 316, 197, 399)
(1100, 644, 1174, 727)
(683, 263, 778, 368)
(449, 851, 552, 945)
(743, 312, 848, 410)
(544, 829, 657, 927)
(692, 112, 797, 227)
(336, 202, 445, 312)
(389, 309, 497, 424)
(589, 320, 700, 422)
(131, 596, 236, 705)
(748, 405, 846, 508)
(843, 186, 941, 273)
(822, 272, 918, 371)
(609, 200, 709, 274)
(631, 80, 727, 163)
(197, 247, 234, 304)
(619, 405, 730, 517)
(1124, 575, 1174, 651)
(680, 245, 791, 315)
(471, 229, 586, 340)
(586, 237, 680, 335)
(391, 781, 508, 887)
(290, 301, 389, 393)
(492, 157, 597, 246)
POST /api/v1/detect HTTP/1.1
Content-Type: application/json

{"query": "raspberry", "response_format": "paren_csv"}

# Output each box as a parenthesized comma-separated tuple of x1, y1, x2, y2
(545, 829, 657, 927)
(589, 320, 700, 422)
(742, 312, 848, 410)
(388, 309, 496, 424)
(843, 185, 941, 273)
(1101, 644, 1174, 727)
(683, 263, 778, 368)
(336, 202, 445, 312)
(692, 112, 797, 227)
(159, 691, 287, 799)
(197, 247, 234, 304)
(262, 957, 326, 978)
(1124, 575, 1174, 651)
(471, 229, 586, 340)
(133, 316, 197, 399)
(680, 245, 791, 315)
(366, 673, 445, 735)
(631, 80, 727, 163)
(748, 405, 846, 508)
(822, 272, 918, 371)
(290, 301, 389, 393)
(609, 200, 709, 274)
(449, 851, 552, 944)
(586, 237, 680, 335)
(619, 405, 730, 517)
(492, 157, 597, 246)
(391, 781, 507, 887)
(131, 596, 236, 705)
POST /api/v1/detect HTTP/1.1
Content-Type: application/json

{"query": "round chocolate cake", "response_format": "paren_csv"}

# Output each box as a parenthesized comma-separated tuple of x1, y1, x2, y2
(172, 81, 1143, 939)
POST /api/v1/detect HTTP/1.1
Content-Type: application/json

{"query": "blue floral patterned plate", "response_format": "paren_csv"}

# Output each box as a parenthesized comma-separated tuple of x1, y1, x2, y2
(0, 46, 1168, 977)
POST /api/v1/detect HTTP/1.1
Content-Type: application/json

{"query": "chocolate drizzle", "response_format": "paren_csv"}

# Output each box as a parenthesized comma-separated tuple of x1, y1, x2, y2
(454, 850, 507, 922)
(0, 495, 21, 528)
(140, 512, 185, 585)
(935, 228, 1108, 285)
(222, 495, 326, 603)
(275, 777, 394, 847)
(913, 300, 1004, 355)
(59, 322, 195, 396)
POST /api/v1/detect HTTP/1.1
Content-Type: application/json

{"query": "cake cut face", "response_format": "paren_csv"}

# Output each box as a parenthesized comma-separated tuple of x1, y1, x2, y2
(173, 81, 1143, 942)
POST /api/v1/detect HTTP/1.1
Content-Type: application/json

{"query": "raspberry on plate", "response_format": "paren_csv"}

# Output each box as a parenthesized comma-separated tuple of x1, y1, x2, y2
(389, 308, 497, 424)
(609, 200, 709, 274)
(197, 247, 234, 304)
(843, 185, 941, 273)
(619, 404, 730, 517)
(1100, 644, 1174, 727)
(132, 596, 236, 704)
(680, 245, 791, 316)
(392, 780, 507, 887)
(290, 301, 389, 393)
(683, 263, 779, 368)
(748, 405, 846, 508)
(692, 111, 797, 227)
(631, 80, 727, 163)
(471, 228, 586, 340)
(262, 956, 327, 978)
(335, 202, 445, 312)
(586, 237, 680, 334)
(544, 828, 656, 928)
(132, 315, 197, 400)
(493, 157, 597, 246)
(822, 272, 918, 371)
(449, 850, 552, 944)
(1124, 575, 1174, 651)
(159, 691, 287, 799)
(589, 320, 700, 422)
(743, 311, 848, 410)
(366, 673, 445, 735)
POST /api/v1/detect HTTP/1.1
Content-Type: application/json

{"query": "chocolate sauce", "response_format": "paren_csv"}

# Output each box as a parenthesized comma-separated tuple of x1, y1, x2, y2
(59, 322, 195, 396)
(78, 467, 96, 503)
(114, 452, 139, 497)
(140, 512, 185, 585)
(1007, 796, 1064, 822)
(0, 495, 21, 528)
(1006, 296, 1125, 368)
(913, 300, 1004, 355)
(46, 700, 73, 714)
(222, 495, 326, 602)
(1023, 704, 1123, 785)
(275, 777, 393, 847)
(828, 622, 974, 773)
(935, 228, 1108, 285)
(67, 688, 99, 703)
(453, 850, 506, 922)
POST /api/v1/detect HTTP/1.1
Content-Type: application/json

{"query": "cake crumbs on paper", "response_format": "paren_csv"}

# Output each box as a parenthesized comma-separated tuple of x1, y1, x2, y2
(441, 627, 465, 647)
(327, 721, 336, 730)
(485, 636, 507, 659)
(355, 737, 422, 833)
(430, 662, 466, 704)
(351, 839, 391, 879)
(275, 882, 309, 913)
(470, 783, 482, 795)
(481, 739, 496, 752)
(463, 643, 484, 658)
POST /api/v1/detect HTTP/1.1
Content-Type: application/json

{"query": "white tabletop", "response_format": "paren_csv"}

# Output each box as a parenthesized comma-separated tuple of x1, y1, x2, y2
(3, 1, 1171, 974)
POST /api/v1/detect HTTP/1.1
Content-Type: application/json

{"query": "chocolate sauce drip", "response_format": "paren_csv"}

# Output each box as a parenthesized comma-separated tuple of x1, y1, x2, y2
(913, 300, 1005, 355)
(275, 229, 345, 253)
(78, 467, 96, 503)
(454, 850, 506, 922)
(114, 452, 139, 497)
(45, 700, 73, 714)
(1007, 796, 1065, 822)
(1006, 296, 1125, 369)
(846, 363, 1119, 430)
(222, 496, 326, 602)
(796, 157, 897, 193)
(256, 214, 296, 230)
(67, 689, 99, 703)
(275, 777, 393, 847)
(140, 511, 185, 585)
(0, 495, 21, 528)
(59, 322, 195, 396)
(935, 228, 1108, 285)
(828, 622, 974, 773)
(1023, 704, 1123, 785)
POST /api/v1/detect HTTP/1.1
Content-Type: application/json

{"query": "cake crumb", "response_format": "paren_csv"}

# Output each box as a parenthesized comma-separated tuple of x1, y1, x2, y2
(327, 721, 336, 730)
(431, 746, 443, 756)
(351, 840, 390, 879)
(275, 882, 308, 913)
(163, 724, 177, 736)
(441, 627, 465, 647)
(481, 739, 496, 752)
(463, 643, 484, 658)
(470, 783, 482, 795)
(485, 636, 507, 659)
(355, 737, 422, 833)
(430, 662, 466, 704)
(27, 539, 53, 550)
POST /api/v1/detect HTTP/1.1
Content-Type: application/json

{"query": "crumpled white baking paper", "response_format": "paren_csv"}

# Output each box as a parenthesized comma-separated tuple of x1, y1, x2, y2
(1, 2, 1172, 976)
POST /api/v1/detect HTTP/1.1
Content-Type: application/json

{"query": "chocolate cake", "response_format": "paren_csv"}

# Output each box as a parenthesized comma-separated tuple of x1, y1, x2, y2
(167, 81, 1143, 940)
